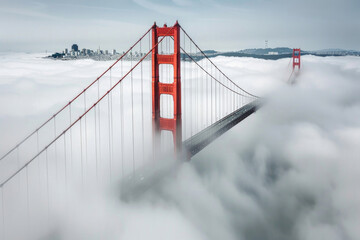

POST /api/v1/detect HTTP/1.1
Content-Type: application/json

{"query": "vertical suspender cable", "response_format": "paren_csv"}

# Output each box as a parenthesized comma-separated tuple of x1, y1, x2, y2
(211, 63, 213, 125)
(215, 69, 220, 121)
(190, 41, 193, 141)
(79, 119, 83, 185)
(234, 84, 236, 110)
(198, 57, 200, 130)
(232, 84, 235, 111)
(107, 91, 111, 181)
(97, 79, 101, 169)
(69, 104, 73, 175)
(205, 59, 207, 127)
(110, 70, 114, 176)
(215, 69, 217, 121)
(45, 148, 50, 217)
(236, 88, 239, 109)
(219, 73, 222, 119)
(216, 70, 218, 120)
(94, 106, 98, 179)
(108, 72, 112, 181)
(200, 55, 203, 129)
(84, 92, 88, 178)
(54, 117, 58, 182)
(26, 165, 30, 232)
(230, 82, 232, 113)
(120, 58, 124, 177)
(1, 188, 5, 240)
(226, 78, 229, 114)
(225, 76, 227, 116)
(63, 133, 67, 191)
(222, 74, 225, 118)
(241, 92, 244, 106)
(201, 58, 204, 129)
(149, 32, 154, 162)
(183, 30, 186, 140)
(220, 73, 223, 118)
(149, 32, 152, 125)
(210, 62, 214, 138)
(226, 80, 228, 114)
(231, 81, 233, 112)
(140, 40, 145, 164)
(15, 149, 20, 211)
(36, 130, 41, 188)
(131, 51, 135, 175)
(161, 39, 164, 119)
(167, 37, 170, 119)
(229, 83, 232, 112)
(195, 51, 198, 133)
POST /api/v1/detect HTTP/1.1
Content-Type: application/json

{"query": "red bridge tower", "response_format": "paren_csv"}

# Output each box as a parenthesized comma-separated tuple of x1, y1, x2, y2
(152, 22, 182, 157)
(292, 48, 301, 69)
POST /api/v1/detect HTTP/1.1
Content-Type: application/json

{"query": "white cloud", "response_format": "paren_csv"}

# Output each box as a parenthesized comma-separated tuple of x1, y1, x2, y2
(1, 53, 360, 239)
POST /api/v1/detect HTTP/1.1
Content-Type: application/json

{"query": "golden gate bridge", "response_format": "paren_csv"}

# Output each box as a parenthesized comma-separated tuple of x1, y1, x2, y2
(0, 21, 300, 240)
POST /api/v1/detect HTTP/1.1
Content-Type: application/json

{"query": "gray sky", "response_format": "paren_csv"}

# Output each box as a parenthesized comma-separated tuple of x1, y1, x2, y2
(0, 0, 359, 52)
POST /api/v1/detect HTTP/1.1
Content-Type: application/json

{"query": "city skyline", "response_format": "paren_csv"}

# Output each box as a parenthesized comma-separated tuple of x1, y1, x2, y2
(50, 42, 360, 61)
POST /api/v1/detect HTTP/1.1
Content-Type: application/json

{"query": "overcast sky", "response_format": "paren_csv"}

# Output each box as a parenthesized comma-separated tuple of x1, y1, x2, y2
(0, 0, 359, 52)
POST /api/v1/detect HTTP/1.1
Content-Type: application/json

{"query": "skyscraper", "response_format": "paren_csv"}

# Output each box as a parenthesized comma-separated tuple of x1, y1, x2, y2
(72, 44, 79, 52)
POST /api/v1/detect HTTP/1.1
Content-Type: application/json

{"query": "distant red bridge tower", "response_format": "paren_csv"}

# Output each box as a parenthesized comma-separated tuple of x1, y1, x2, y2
(292, 48, 301, 69)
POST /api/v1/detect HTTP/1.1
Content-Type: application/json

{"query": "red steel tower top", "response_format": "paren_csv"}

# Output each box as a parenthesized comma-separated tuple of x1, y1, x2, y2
(292, 48, 301, 69)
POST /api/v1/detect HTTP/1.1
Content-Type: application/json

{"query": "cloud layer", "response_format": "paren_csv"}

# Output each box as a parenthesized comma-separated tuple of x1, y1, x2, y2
(1, 54, 360, 240)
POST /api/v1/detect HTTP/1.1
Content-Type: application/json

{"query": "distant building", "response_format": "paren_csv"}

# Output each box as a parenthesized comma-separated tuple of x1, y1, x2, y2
(112, 49, 116, 55)
(65, 48, 68, 54)
(105, 50, 109, 55)
(72, 44, 79, 52)
(268, 52, 279, 55)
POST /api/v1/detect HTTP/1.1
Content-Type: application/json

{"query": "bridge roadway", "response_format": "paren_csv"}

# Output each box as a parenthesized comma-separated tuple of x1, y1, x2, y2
(120, 100, 262, 200)
(184, 100, 261, 158)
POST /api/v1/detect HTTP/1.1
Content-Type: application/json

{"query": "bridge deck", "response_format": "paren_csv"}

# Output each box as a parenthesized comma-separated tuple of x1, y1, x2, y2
(184, 100, 261, 158)
(120, 100, 262, 200)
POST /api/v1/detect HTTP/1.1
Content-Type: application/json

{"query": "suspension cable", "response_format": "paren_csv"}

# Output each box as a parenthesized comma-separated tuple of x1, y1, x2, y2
(170, 34, 257, 99)
(181, 45, 254, 98)
(180, 26, 259, 99)
(0, 25, 175, 188)
(0, 26, 153, 163)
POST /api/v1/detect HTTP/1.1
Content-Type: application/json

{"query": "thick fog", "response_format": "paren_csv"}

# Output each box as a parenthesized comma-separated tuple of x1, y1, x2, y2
(0, 53, 360, 240)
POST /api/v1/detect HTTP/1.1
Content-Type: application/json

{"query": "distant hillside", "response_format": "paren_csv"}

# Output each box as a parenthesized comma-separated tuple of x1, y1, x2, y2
(202, 50, 218, 54)
(308, 49, 360, 55)
(238, 47, 293, 55)
(195, 48, 360, 60)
